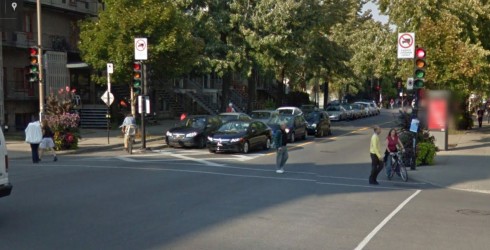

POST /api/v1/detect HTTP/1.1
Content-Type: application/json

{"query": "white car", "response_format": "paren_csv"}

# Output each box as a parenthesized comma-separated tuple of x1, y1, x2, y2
(0, 129, 12, 199)
(355, 102, 378, 116)
(276, 107, 303, 116)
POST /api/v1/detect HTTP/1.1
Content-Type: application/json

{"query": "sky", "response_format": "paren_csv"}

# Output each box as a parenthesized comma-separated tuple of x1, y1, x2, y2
(363, 1, 389, 24)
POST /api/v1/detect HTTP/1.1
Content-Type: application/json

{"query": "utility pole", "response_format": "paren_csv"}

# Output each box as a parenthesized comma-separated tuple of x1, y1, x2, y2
(36, 0, 44, 121)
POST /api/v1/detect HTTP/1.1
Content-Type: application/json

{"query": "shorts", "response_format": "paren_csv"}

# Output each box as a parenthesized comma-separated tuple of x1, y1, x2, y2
(39, 138, 55, 149)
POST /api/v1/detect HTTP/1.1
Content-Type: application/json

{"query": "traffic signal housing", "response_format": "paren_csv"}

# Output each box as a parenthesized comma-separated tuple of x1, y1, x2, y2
(133, 62, 142, 95)
(27, 47, 39, 84)
(414, 47, 426, 89)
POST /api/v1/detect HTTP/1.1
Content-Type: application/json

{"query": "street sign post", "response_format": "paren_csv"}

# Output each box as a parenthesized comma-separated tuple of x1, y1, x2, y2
(397, 33, 415, 59)
(100, 90, 114, 106)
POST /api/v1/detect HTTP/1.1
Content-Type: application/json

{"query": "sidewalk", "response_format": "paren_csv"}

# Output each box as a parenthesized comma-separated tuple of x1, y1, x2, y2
(6, 119, 179, 160)
(409, 118, 490, 194)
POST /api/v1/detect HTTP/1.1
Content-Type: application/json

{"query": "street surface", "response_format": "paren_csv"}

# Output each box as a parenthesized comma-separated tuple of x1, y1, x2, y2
(1, 110, 489, 250)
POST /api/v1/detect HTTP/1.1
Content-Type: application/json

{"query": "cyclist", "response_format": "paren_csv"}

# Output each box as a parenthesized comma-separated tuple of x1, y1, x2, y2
(120, 113, 136, 151)
(384, 128, 405, 178)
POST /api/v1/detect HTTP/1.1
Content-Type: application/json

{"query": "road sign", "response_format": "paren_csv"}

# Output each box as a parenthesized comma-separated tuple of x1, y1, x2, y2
(397, 33, 415, 59)
(100, 90, 114, 106)
(406, 77, 414, 90)
(134, 38, 148, 60)
(107, 63, 113, 74)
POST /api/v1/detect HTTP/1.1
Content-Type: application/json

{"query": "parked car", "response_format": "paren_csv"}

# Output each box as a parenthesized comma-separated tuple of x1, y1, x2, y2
(276, 106, 303, 116)
(341, 104, 356, 120)
(0, 128, 12, 199)
(218, 112, 252, 123)
(207, 120, 272, 153)
(305, 111, 332, 137)
(355, 101, 378, 116)
(325, 105, 347, 121)
(268, 114, 308, 143)
(300, 104, 318, 114)
(250, 110, 279, 124)
(351, 103, 368, 118)
(165, 115, 222, 148)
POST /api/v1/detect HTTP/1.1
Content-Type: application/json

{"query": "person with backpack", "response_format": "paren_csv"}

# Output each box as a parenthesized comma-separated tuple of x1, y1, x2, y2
(120, 113, 136, 150)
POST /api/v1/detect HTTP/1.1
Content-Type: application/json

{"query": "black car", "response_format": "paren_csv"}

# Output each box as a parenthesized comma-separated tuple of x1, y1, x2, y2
(207, 120, 272, 154)
(165, 115, 222, 148)
(268, 114, 308, 143)
(305, 111, 332, 137)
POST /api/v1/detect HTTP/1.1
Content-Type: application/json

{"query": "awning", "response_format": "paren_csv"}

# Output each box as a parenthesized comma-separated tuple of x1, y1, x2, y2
(66, 62, 89, 69)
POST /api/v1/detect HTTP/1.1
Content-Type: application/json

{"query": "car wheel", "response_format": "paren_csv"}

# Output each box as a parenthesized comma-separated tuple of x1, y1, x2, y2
(242, 141, 250, 154)
(290, 132, 295, 143)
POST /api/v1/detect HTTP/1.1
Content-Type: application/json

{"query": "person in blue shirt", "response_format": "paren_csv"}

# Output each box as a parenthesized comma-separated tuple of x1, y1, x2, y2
(120, 114, 136, 150)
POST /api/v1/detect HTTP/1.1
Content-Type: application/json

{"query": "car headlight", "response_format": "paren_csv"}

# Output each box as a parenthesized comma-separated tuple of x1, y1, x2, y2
(285, 128, 290, 133)
(166, 131, 172, 136)
(230, 138, 243, 143)
(207, 136, 213, 141)
(186, 132, 198, 138)
(311, 123, 317, 128)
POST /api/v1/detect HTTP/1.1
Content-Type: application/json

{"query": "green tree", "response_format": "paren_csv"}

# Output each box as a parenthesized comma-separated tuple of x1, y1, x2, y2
(79, 0, 203, 86)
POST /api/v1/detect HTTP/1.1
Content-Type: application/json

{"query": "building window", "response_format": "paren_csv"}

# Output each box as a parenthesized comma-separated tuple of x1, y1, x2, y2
(69, 0, 77, 6)
(62, 0, 66, 3)
(85, 2, 89, 9)
(14, 68, 27, 91)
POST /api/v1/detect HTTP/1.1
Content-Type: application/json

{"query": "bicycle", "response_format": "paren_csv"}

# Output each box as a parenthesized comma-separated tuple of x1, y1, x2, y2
(388, 151, 408, 182)
(124, 124, 137, 154)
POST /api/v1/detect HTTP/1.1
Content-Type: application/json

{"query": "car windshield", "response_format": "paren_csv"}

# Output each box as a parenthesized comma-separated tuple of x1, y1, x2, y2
(251, 112, 271, 119)
(326, 106, 340, 111)
(219, 114, 239, 122)
(269, 115, 293, 126)
(218, 121, 250, 132)
(305, 112, 320, 122)
(179, 117, 206, 128)
(277, 109, 294, 115)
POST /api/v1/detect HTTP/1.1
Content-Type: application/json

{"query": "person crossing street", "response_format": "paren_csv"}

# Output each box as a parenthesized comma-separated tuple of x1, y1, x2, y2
(273, 123, 289, 174)
(369, 125, 383, 185)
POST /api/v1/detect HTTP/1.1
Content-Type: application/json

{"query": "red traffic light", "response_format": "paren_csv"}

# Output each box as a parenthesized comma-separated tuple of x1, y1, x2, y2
(415, 48, 426, 58)
(133, 62, 142, 71)
(29, 47, 38, 56)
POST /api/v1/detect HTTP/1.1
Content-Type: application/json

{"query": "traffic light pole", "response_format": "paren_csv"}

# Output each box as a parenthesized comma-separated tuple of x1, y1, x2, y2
(36, 0, 44, 121)
(141, 63, 147, 150)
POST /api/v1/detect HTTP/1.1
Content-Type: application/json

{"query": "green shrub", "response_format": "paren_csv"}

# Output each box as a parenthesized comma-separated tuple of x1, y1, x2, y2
(416, 142, 437, 166)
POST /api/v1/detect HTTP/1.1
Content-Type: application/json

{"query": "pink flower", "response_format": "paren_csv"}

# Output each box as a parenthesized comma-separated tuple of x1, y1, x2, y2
(66, 86, 70, 92)
(71, 88, 76, 93)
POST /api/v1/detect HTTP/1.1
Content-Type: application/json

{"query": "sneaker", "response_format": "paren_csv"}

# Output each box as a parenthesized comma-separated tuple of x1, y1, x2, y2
(54, 156, 58, 162)
(276, 169, 284, 174)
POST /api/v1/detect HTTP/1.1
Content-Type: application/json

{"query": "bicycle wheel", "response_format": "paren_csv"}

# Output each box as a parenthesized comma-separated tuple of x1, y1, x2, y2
(388, 162, 395, 180)
(128, 136, 133, 155)
(399, 160, 408, 182)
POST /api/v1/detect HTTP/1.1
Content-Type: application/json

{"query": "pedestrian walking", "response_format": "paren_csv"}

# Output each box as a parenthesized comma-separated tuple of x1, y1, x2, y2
(273, 123, 289, 174)
(369, 125, 383, 185)
(226, 102, 236, 112)
(477, 106, 484, 128)
(120, 113, 136, 150)
(25, 116, 43, 164)
(39, 120, 57, 162)
(390, 98, 394, 109)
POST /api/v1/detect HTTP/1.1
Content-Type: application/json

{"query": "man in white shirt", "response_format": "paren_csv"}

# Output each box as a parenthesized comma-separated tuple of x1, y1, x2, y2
(25, 118, 43, 164)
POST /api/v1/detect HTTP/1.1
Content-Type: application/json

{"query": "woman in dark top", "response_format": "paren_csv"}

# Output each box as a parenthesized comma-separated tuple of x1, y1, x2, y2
(39, 120, 57, 162)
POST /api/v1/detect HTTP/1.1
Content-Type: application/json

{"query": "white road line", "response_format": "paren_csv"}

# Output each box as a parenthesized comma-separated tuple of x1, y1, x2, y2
(170, 154, 226, 167)
(354, 189, 422, 250)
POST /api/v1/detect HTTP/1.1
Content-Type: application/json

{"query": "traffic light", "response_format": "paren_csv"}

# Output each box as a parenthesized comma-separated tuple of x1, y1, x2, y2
(414, 47, 426, 89)
(27, 47, 39, 84)
(133, 62, 142, 95)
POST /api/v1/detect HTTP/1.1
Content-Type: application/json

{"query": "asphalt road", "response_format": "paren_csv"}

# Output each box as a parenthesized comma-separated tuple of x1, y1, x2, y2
(1, 110, 489, 250)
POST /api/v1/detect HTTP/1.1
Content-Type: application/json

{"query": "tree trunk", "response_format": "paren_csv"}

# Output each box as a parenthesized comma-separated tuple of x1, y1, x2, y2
(221, 72, 232, 112)
(276, 67, 285, 106)
(323, 79, 329, 109)
(247, 66, 257, 113)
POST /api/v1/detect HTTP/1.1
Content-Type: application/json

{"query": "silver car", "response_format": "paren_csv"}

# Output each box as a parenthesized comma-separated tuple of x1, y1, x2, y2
(250, 110, 279, 124)
(325, 105, 347, 121)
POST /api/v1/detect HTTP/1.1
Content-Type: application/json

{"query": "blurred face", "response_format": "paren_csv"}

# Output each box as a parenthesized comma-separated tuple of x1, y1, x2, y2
(390, 130, 396, 137)
(375, 127, 381, 134)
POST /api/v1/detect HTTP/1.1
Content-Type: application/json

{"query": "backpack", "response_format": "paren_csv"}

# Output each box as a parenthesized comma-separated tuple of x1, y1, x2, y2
(126, 125, 137, 136)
